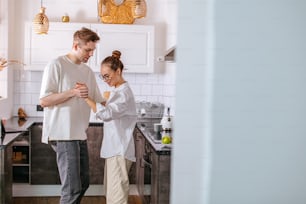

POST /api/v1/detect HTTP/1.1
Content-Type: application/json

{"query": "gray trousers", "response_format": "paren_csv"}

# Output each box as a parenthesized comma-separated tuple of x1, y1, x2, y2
(51, 140, 90, 204)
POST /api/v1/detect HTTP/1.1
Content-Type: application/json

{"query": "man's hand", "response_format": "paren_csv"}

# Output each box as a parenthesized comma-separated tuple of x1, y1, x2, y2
(74, 82, 88, 98)
(40, 82, 89, 107)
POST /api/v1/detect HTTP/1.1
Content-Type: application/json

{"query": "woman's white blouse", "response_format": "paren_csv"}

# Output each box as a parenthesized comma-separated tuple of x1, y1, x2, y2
(95, 82, 137, 162)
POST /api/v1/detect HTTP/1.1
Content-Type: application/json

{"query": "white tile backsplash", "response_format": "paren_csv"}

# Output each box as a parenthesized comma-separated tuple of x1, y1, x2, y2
(14, 93, 20, 104)
(163, 84, 176, 97)
(145, 74, 159, 84)
(24, 82, 34, 93)
(31, 71, 43, 82)
(19, 93, 32, 105)
(147, 95, 163, 103)
(13, 69, 176, 117)
(13, 70, 21, 81)
(135, 73, 150, 84)
(140, 84, 152, 95)
(19, 70, 31, 82)
(124, 73, 136, 84)
(31, 94, 40, 105)
(14, 82, 21, 93)
(31, 82, 42, 93)
(25, 104, 39, 116)
(17, 82, 26, 93)
(135, 96, 147, 102)
(130, 84, 141, 96)
(152, 84, 163, 96)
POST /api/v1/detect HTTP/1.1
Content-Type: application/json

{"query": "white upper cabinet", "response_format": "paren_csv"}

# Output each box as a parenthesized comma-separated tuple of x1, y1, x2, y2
(24, 22, 91, 71)
(24, 22, 155, 73)
(90, 24, 155, 73)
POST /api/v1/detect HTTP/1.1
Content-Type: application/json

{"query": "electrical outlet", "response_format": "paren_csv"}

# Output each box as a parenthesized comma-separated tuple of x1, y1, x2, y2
(36, 105, 44, 112)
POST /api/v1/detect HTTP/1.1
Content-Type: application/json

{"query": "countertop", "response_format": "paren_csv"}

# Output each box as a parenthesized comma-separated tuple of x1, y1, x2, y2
(0, 132, 24, 148)
(1, 117, 42, 148)
(4, 117, 43, 132)
(136, 123, 172, 155)
(1, 117, 171, 154)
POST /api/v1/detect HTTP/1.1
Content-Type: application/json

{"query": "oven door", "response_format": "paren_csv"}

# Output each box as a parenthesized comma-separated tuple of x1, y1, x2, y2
(137, 138, 152, 204)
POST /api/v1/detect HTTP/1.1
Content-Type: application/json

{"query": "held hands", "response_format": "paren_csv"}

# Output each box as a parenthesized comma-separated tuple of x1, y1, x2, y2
(74, 82, 88, 98)
(74, 82, 98, 112)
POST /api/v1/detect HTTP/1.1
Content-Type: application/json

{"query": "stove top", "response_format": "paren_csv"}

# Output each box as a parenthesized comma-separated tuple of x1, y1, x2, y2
(137, 118, 162, 144)
(136, 117, 172, 153)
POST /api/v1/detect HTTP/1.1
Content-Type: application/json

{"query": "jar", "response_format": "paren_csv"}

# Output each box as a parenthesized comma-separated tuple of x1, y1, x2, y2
(62, 14, 70, 22)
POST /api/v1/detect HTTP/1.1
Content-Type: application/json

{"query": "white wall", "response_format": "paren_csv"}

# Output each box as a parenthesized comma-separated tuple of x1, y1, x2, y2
(7, 0, 177, 117)
(0, 0, 15, 119)
(172, 0, 306, 204)
(171, 0, 213, 203)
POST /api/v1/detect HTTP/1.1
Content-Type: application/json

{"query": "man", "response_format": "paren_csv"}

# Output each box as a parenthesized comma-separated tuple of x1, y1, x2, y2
(39, 27, 103, 204)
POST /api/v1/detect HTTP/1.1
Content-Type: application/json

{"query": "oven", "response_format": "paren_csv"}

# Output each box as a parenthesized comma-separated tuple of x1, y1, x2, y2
(142, 138, 152, 183)
(135, 101, 164, 203)
(136, 119, 160, 204)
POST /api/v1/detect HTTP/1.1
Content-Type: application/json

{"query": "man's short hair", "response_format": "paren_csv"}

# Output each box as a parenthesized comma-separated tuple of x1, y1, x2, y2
(73, 27, 100, 45)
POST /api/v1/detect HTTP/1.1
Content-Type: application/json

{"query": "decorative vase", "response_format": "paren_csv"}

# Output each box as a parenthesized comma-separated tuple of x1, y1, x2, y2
(62, 14, 70, 22)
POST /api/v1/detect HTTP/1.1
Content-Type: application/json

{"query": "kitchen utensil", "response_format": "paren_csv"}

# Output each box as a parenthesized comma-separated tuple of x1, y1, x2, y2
(153, 123, 162, 140)
(153, 123, 162, 132)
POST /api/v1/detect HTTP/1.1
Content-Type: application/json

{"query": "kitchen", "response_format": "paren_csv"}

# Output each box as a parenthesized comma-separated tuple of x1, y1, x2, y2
(1, 0, 176, 203)
(2, 0, 306, 204)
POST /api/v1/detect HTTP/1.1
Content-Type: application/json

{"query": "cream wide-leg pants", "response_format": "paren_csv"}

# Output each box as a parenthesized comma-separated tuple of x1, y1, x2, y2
(104, 156, 133, 204)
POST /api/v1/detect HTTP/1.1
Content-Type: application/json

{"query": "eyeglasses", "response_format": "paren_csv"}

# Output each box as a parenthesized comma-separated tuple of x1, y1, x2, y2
(99, 74, 111, 81)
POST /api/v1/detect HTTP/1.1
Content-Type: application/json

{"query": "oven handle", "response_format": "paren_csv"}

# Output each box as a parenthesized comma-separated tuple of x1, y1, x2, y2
(141, 157, 152, 169)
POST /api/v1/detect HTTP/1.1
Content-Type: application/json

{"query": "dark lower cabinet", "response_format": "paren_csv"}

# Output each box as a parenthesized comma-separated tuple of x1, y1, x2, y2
(30, 123, 60, 184)
(12, 133, 30, 183)
(151, 152, 171, 204)
(135, 128, 146, 197)
(135, 126, 171, 204)
(29, 123, 136, 185)
(86, 123, 104, 184)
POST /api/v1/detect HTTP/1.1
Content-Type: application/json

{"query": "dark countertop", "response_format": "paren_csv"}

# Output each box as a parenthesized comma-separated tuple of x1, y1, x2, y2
(0, 133, 24, 148)
(1, 117, 42, 148)
(4, 117, 43, 132)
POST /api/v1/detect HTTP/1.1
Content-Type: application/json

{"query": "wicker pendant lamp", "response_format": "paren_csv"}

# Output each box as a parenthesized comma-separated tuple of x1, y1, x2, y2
(33, 0, 49, 34)
(132, 0, 147, 19)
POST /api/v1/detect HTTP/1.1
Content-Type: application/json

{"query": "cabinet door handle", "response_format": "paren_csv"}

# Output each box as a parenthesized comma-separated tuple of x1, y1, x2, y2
(141, 158, 152, 169)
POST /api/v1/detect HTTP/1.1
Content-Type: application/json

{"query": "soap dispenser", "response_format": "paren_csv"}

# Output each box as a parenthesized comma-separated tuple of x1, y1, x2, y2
(161, 107, 172, 132)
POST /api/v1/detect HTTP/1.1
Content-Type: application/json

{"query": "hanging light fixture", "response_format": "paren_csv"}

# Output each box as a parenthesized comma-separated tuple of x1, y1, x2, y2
(33, 0, 49, 34)
(132, 0, 147, 19)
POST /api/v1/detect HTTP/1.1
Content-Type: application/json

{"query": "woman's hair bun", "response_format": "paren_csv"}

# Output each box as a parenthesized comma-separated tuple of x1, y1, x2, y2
(112, 50, 121, 59)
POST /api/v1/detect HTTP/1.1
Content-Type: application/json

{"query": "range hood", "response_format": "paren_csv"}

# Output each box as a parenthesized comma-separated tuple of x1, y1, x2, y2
(157, 46, 176, 62)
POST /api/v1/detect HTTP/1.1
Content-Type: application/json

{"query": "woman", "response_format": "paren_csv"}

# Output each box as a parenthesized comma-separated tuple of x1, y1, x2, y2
(84, 50, 137, 204)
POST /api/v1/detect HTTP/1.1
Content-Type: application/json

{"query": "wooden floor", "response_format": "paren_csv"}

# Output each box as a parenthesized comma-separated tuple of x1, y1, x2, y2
(13, 195, 144, 204)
